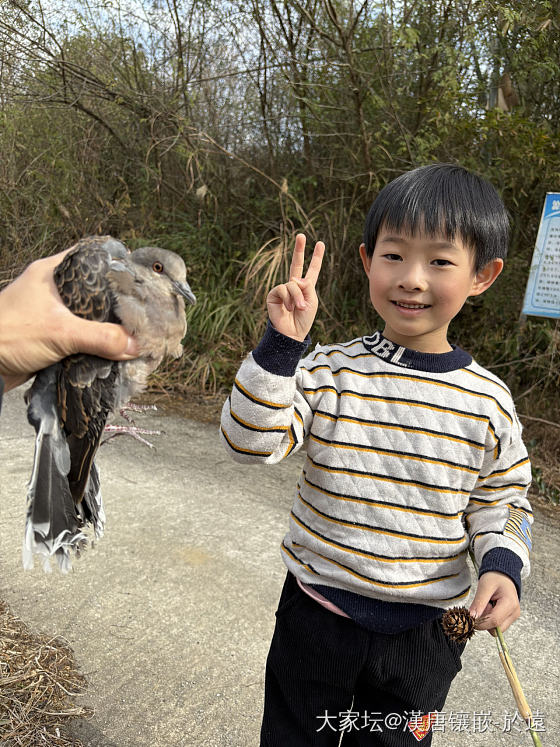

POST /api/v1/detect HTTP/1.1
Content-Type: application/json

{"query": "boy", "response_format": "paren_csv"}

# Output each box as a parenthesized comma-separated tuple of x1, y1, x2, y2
(220, 164, 533, 746)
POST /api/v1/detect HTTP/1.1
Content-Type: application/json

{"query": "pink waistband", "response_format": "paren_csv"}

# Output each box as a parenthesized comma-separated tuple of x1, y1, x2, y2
(296, 578, 350, 618)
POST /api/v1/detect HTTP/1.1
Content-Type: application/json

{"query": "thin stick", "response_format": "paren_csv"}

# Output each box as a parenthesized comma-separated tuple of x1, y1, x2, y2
(494, 626, 543, 746)
(518, 413, 560, 430)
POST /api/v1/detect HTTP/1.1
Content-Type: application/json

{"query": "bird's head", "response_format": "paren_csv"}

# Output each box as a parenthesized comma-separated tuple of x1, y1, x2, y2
(129, 247, 196, 305)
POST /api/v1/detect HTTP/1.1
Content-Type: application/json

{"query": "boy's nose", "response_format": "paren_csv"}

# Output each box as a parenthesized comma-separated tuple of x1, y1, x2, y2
(398, 264, 427, 291)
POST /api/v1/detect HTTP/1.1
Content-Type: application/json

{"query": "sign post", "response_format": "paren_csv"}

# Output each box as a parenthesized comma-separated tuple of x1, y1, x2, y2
(521, 193, 560, 320)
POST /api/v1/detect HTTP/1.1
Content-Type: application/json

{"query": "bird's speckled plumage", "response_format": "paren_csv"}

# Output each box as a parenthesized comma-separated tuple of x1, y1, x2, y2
(24, 236, 195, 571)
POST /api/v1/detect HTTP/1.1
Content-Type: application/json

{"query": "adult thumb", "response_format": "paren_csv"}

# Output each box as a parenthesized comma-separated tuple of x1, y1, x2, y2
(69, 318, 139, 360)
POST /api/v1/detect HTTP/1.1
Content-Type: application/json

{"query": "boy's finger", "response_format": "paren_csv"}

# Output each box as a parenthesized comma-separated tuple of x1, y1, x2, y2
(268, 283, 293, 311)
(289, 234, 307, 280)
(285, 280, 307, 310)
(472, 597, 518, 631)
(304, 241, 325, 286)
(496, 611, 520, 633)
(269, 282, 305, 312)
(468, 573, 495, 619)
(469, 594, 496, 622)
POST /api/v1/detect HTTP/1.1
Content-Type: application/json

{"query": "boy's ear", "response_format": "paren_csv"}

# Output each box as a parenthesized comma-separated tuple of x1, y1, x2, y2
(359, 243, 371, 274)
(469, 258, 504, 297)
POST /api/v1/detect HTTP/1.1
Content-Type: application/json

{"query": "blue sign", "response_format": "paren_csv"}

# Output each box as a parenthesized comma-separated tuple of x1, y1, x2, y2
(522, 193, 560, 319)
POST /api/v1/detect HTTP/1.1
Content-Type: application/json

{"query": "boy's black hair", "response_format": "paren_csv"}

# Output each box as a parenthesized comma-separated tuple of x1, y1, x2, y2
(362, 163, 510, 272)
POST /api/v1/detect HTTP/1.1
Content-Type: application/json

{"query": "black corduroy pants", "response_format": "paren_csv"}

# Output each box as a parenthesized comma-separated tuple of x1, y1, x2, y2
(260, 573, 465, 746)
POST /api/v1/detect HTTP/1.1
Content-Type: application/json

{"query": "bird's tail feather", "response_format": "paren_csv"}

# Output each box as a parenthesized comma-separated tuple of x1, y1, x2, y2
(24, 367, 104, 572)
(23, 416, 86, 572)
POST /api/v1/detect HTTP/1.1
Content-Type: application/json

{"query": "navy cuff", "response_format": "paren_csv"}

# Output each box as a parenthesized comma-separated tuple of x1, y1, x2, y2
(478, 547, 523, 599)
(252, 321, 310, 377)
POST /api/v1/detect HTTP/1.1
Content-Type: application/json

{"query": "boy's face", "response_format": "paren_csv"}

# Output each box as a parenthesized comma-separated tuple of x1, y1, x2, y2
(359, 228, 503, 353)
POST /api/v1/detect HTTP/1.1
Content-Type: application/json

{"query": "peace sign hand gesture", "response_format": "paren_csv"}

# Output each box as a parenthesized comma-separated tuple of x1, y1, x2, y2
(266, 233, 325, 342)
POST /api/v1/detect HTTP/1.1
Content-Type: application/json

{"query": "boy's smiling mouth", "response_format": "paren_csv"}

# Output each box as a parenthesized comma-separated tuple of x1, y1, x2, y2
(391, 300, 431, 309)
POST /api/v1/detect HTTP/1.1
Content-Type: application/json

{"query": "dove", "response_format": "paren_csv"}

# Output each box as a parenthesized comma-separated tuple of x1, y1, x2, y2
(23, 235, 196, 572)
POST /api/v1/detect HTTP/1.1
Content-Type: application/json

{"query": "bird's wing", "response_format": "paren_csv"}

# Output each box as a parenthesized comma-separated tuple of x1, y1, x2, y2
(59, 354, 118, 508)
(55, 239, 122, 322)
(54, 243, 122, 504)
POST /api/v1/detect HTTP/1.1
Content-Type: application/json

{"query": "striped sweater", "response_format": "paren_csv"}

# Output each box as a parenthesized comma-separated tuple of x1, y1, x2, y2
(220, 324, 533, 623)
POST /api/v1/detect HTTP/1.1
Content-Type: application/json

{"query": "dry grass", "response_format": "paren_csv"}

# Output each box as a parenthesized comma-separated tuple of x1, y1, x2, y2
(0, 600, 91, 747)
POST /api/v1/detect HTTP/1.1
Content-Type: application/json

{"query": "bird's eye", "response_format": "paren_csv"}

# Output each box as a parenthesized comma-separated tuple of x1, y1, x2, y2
(152, 261, 164, 273)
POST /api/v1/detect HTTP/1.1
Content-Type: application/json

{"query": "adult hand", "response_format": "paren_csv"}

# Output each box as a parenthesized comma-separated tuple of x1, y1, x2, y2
(469, 571, 520, 635)
(266, 233, 325, 342)
(0, 250, 139, 392)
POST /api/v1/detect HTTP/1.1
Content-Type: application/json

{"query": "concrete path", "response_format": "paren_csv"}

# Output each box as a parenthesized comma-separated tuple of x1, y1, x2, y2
(0, 388, 558, 747)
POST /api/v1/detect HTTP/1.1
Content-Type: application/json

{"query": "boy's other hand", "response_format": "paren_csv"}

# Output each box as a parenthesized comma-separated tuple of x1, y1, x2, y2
(266, 234, 325, 342)
(469, 571, 520, 635)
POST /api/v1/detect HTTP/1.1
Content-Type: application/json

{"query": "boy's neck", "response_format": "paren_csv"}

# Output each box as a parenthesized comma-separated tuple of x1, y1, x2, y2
(381, 324, 453, 354)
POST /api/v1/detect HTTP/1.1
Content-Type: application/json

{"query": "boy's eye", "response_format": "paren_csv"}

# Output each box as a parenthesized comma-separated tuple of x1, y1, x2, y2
(432, 258, 453, 267)
(383, 253, 402, 261)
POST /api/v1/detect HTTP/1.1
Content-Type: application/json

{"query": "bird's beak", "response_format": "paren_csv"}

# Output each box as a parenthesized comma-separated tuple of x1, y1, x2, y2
(173, 280, 196, 305)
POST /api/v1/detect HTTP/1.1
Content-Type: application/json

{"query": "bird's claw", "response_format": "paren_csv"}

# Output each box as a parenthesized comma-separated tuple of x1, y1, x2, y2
(119, 402, 158, 425)
(101, 424, 162, 448)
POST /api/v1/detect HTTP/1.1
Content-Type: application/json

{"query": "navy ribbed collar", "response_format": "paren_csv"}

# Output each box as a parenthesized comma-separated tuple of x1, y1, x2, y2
(363, 331, 472, 373)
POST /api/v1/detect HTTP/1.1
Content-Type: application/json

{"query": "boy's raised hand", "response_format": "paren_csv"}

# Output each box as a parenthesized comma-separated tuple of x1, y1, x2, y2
(267, 234, 325, 342)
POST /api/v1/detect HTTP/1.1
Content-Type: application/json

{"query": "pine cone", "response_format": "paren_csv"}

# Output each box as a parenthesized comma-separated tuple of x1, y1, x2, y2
(441, 606, 476, 643)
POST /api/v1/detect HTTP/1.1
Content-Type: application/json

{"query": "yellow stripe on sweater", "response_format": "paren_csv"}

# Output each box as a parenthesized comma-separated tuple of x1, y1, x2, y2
(304, 386, 500, 455)
(220, 426, 273, 457)
(310, 460, 471, 497)
(301, 474, 462, 521)
(289, 541, 465, 591)
(477, 458, 530, 482)
(229, 407, 289, 433)
(234, 378, 290, 410)
(293, 499, 467, 549)
(302, 366, 513, 423)
(462, 367, 512, 396)
(308, 433, 478, 474)
(313, 411, 485, 451)
(303, 386, 491, 424)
